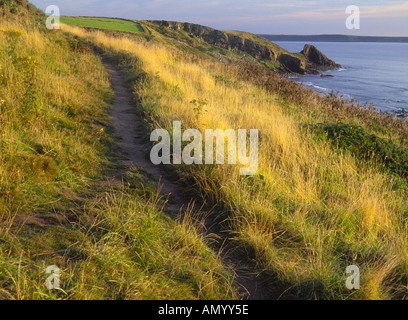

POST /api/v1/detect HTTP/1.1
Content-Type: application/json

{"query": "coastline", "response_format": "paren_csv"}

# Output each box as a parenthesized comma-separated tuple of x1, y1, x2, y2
(274, 41, 408, 114)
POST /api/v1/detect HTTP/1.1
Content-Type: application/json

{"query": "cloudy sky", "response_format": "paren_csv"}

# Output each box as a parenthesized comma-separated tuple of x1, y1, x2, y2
(30, 0, 408, 36)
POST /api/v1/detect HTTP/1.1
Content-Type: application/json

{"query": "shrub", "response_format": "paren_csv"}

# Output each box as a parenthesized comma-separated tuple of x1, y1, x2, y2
(312, 122, 408, 178)
(190, 98, 208, 122)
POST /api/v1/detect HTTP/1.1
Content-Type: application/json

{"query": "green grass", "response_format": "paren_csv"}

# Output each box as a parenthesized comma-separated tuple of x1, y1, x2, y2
(0, 1, 236, 300)
(61, 16, 143, 33)
(6, 0, 408, 301)
(0, 168, 237, 299)
(78, 17, 136, 25)
(64, 22, 408, 300)
(311, 122, 408, 181)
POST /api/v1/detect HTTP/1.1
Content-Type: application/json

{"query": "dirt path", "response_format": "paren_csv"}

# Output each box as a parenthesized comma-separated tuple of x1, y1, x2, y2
(103, 60, 273, 300)
(103, 61, 188, 213)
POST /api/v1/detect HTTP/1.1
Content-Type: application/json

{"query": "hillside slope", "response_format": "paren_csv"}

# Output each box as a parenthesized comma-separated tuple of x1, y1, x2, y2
(62, 16, 408, 300)
(0, 1, 237, 300)
(141, 20, 341, 74)
(4, 2, 408, 300)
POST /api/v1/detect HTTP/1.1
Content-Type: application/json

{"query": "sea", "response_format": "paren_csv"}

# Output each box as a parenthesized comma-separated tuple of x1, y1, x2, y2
(274, 41, 408, 113)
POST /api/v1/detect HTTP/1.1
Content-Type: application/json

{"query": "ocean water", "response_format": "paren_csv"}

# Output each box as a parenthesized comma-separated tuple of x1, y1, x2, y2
(274, 41, 408, 113)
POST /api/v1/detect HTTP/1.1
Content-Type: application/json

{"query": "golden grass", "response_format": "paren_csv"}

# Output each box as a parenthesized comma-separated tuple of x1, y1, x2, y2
(0, 3, 236, 300)
(62, 23, 408, 299)
(0, 17, 111, 219)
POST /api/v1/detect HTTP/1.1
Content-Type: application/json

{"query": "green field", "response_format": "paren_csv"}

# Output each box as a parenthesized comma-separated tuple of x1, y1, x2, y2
(60, 16, 143, 33)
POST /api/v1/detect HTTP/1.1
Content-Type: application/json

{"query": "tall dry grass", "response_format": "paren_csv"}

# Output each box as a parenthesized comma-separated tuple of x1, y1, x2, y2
(0, 10, 112, 229)
(63, 23, 408, 299)
(0, 3, 237, 300)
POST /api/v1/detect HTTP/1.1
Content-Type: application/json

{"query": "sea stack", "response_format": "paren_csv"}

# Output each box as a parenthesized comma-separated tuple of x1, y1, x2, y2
(301, 44, 341, 69)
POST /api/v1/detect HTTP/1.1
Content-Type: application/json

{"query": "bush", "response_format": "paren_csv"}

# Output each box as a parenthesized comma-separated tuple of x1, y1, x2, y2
(312, 122, 408, 178)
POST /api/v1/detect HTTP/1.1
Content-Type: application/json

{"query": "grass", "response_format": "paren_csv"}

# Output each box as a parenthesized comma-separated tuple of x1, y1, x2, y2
(0, 1, 236, 300)
(4, 0, 408, 301)
(61, 22, 408, 299)
(60, 16, 143, 33)
(311, 122, 408, 180)
(1, 170, 236, 299)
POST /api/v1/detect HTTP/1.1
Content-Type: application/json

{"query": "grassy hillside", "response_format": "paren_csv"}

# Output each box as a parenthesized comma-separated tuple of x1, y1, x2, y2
(0, 1, 236, 299)
(62, 20, 408, 300)
(3, 1, 408, 300)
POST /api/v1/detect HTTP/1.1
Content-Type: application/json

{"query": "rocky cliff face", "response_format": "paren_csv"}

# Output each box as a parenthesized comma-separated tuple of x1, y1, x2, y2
(152, 20, 279, 63)
(148, 20, 341, 75)
(301, 44, 340, 69)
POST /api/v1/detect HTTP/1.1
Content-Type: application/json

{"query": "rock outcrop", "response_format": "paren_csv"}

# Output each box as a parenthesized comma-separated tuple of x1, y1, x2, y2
(301, 44, 340, 69)
(148, 20, 341, 75)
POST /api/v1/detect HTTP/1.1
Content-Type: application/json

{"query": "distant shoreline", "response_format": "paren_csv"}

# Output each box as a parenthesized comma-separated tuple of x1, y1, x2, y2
(259, 34, 408, 43)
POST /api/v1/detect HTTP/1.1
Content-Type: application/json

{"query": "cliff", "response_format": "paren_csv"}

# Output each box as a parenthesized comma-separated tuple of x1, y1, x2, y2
(145, 20, 341, 75)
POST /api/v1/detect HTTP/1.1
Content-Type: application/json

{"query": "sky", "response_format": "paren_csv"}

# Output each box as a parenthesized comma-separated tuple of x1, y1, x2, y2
(30, 0, 408, 36)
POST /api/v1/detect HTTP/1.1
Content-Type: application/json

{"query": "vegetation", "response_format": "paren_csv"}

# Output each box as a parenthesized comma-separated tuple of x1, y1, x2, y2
(62, 20, 408, 300)
(0, 1, 236, 299)
(3, 0, 408, 300)
(60, 16, 143, 33)
(312, 122, 408, 180)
